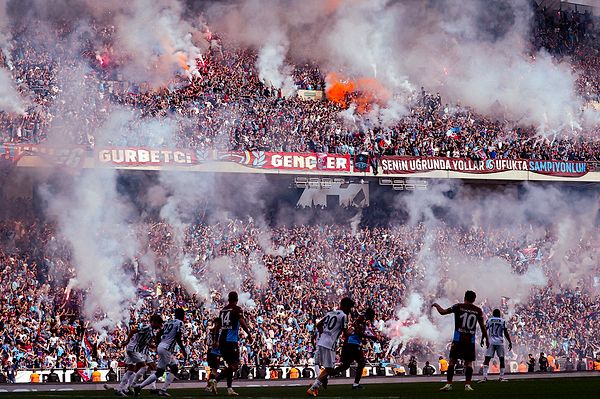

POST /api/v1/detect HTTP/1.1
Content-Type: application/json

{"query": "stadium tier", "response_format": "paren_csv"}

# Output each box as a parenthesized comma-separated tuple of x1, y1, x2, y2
(0, 0, 599, 394)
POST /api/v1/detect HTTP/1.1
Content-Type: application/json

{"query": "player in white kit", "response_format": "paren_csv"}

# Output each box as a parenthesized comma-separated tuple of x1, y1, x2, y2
(105, 314, 163, 396)
(134, 308, 188, 397)
(479, 309, 512, 382)
(307, 297, 355, 397)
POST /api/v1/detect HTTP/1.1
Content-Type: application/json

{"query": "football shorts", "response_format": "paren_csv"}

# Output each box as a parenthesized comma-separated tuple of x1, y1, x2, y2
(485, 344, 505, 358)
(124, 351, 146, 365)
(315, 345, 336, 369)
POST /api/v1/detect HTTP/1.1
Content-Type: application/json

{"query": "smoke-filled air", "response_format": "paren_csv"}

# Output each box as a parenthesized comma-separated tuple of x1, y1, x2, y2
(0, 0, 599, 393)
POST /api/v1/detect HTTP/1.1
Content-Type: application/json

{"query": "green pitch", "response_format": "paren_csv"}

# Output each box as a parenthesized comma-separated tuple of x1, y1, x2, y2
(10, 377, 600, 399)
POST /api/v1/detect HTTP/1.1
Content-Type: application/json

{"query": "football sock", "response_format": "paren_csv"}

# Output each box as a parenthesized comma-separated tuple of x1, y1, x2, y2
(446, 365, 454, 383)
(118, 371, 133, 391)
(355, 365, 364, 384)
(163, 372, 175, 390)
(216, 368, 227, 382)
(226, 372, 233, 388)
(465, 366, 473, 384)
(139, 373, 157, 389)
(500, 367, 505, 377)
(482, 364, 489, 378)
(128, 367, 147, 389)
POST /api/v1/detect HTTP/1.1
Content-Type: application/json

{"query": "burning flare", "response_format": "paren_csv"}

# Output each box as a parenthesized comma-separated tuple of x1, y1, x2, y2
(325, 72, 390, 113)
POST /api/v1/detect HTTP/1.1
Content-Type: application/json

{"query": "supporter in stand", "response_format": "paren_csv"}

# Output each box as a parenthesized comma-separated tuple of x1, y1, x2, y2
(0, 5, 598, 383)
(0, 215, 597, 377)
(0, 6, 599, 163)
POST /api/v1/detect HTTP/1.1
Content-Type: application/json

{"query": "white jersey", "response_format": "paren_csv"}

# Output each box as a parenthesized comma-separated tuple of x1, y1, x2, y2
(158, 319, 184, 352)
(316, 310, 348, 350)
(126, 325, 154, 354)
(486, 317, 507, 346)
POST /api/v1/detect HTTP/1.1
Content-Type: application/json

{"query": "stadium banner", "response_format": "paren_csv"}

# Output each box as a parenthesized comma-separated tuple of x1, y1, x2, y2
(96, 147, 200, 166)
(217, 151, 351, 172)
(1, 143, 87, 167)
(353, 153, 371, 172)
(380, 156, 588, 177)
(297, 89, 324, 100)
(2, 143, 596, 179)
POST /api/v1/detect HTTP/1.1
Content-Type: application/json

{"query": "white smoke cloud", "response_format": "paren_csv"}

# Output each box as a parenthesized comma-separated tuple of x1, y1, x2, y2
(256, 42, 297, 97)
(206, 0, 596, 131)
(0, 68, 25, 113)
(383, 179, 599, 351)
(385, 293, 445, 345)
(42, 169, 138, 333)
(113, 0, 206, 86)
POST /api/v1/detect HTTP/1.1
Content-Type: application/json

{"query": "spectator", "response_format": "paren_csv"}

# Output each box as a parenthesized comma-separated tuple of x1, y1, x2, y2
(70, 371, 82, 383)
(5, 363, 16, 383)
(408, 355, 417, 376)
(91, 367, 101, 383)
(178, 368, 190, 381)
(539, 353, 549, 372)
(189, 364, 200, 380)
(518, 361, 528, 373)
(106, 367, 117, 382)
(46, 369, 60, 383)
(423, 361, 435, 376)
(528, 354, 536, 373)
(30, 370, 40, 383)
(439, 356, 448, 375)
(289, 367, 299, 379)
(301, 366, 314, 379)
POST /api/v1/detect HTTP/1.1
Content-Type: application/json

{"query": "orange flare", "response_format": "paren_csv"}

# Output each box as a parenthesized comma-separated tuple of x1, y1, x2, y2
(325, 72, 390, 113)
(177, 52, 190, 71)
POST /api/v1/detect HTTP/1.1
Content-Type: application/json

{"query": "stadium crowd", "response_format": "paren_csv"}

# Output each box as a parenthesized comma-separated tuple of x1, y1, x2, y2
(0, 214, 598, 378)
(0, 6, 600, 164)
(0, 2, 600, 384)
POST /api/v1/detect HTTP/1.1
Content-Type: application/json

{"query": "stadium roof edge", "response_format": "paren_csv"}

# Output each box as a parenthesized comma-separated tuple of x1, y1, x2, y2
(536, 0, 598, 14)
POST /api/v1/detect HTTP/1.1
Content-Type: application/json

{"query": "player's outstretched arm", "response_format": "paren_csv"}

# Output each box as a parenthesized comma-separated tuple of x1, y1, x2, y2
(175, 331, 187, 360)
(240, 314, 253, 345)
(315, 317, 325, 334)
(504, 328, 513, 351)
(478, 316, 489, 348)
(431, 303, 452, 315)
(155, 328, 164, 346)
(122, 326, 137, 348)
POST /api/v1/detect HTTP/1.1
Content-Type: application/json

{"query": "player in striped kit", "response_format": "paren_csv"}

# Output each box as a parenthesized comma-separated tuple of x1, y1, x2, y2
(106, 314, 163, 396)
(307, 297, 355, 397)
(479, 309, 513, 383)
(204, 317, 221, 393)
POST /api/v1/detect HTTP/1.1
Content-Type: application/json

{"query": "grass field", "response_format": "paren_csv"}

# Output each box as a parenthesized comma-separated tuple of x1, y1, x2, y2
(6, 377, 600, 399)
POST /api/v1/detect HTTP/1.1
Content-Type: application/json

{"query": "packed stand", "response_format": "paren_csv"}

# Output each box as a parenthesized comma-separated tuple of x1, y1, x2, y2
(0, 8, 600, 164)
(0, 216, 598, 378)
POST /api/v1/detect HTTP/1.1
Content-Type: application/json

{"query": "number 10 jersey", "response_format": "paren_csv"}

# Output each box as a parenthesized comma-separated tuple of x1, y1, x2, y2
(451, 303, 484, 344)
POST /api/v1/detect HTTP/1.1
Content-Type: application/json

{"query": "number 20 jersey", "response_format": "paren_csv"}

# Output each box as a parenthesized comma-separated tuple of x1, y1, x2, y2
(451, 303, 484, 344)
(316, 310, 347, 350)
